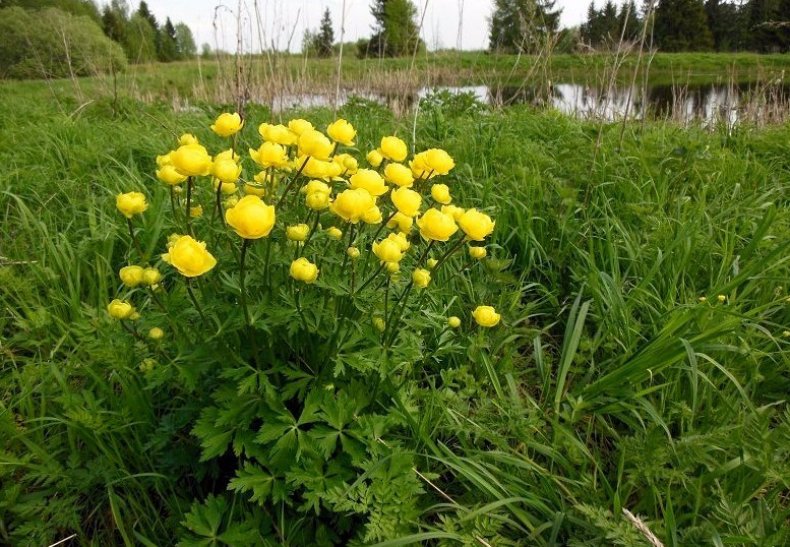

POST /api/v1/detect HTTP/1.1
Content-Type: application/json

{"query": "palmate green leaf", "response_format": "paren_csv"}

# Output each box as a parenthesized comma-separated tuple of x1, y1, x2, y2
(256, 419, 293, 444)
(228, 462, 276, 504)
(180, 494, 226, 542)
(192, 408, 232, 462)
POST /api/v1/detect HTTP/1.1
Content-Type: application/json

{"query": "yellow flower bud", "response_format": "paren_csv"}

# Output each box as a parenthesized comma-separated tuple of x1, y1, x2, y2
(224, 196, 239, 208)
(326, 119, 356, 146)
(391, 186, 422, 217)
(162, 235, 217, 277)
(212, 158, 242, 185)
(412, 268, 431, 288)
(139, 358, 156, 373)
(225, 195, 276, 239)
(288, 118, 314, 136)
(416, 208, 458, 242)
(210, 112, 244, 137)
(215, 148, 241, 163)
(290, 257, 319, 283)
(148, 327, 165, 340)
(373, 317, 386, 332)
(448, 316, 461, 328)
(302, 180, 331, 195)
(331, 188, 375, 224)
(107, 299, 134, 319)
(178, 133, 198, 145)
(362, 205, 383, 225)
(298, 130, 334, 161)
(458, 209, 496, 241)
(213, 180, 238, 195)
(286, 223, 310, 242)
(468, 246, 487, 259)
(385, 261, 400, 273)
(427, 258, 438, 269)
(129, 311, 141, 321)
(380, 136, 408, 162)
(326, 226, 343, 240)
(347, 246, 360, 259)
(142, 267, 162, 286)
(156, 152, 173, 167)
(717, 294, 727, 303)
(431, 183, 452, 205)
(373, 239, 403, 263)
(119, 265, 145, 287)
(472, 305, 501, 328)
(698, 296, 707, 302)
(350, 169, 388, 197)
(366, 149, 384, 168)
(258, 123, 297, 145)
(305, 191, 330, 211)
(116, 192, 148, 219)
(334, 153, 359, 174)
(384, 162, 415, 187)
(387, 212, 414, 233)
(190, 205, 203, 218)
(170, 143, 213, 177)
(250, 142, 290, 169)
(156, 164, 187, 185)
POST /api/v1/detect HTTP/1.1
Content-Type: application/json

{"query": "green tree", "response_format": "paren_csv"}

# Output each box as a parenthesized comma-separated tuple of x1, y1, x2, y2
(488, 0, 562, 53)
(123, 12, 157, 63)
(705, 0, 748, 51)
(158, 17, 178, 61)
(3, 0, 100, 22)
(362, 0, 423, 57)
(654, 0, 713, 51)
(175, 23, 197, 58)
(317, 8, 335, 56)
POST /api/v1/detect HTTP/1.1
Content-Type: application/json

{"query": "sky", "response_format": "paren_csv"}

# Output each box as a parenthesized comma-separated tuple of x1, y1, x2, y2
(142, 0, 622, 53)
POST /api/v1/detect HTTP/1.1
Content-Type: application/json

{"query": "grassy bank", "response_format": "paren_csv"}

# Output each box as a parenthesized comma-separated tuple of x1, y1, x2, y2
(1, 81, 789, 545)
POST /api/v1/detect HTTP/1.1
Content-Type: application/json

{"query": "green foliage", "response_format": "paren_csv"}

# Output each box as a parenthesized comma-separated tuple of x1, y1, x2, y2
(654, 0, 714, 51)
(0, 6, 127, 79)
(304, 8, 335, 57)
(359, 0, 424, 58)
(489, 0, 561, 53)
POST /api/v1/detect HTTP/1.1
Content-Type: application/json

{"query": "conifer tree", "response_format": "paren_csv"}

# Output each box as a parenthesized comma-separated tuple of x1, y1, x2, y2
(488, 0, 562, 53)
(654, 0, 713, 51)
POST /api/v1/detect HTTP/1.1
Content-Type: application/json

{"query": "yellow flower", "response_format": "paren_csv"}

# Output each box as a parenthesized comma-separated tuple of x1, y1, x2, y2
(119, 265, 145, 287)
(250, 142, 290, 169)
(431, 184, 452, 205)
(156, 152, 173, 167)
(387, 212, 414, 233)
(472, 305, 501, 327)
(299, 157, 341, 180)
(213, 180, 238, 195)
(331, 188, 375, 223)
(717, 294, 727, 303)
(326, 226, 343, 240)
(350, 169, 388, 197)
(148, 327, 164, 340)
(212, 158, 242, 184)
(171, 143, 213, 177)
(162, 235, 217, 277)
(190, 205, 203, 218)
(416, 208, 458, 242)
(385, 261, 400, 273)
(347, 246, 360, 259)
(458, 209, 496, 241)
(286, 223, 310, 242)
(427, 258, 438, 269)
(306, 191, 330, 211)
(288, 118, 314, 136)
(411, 148, 455, 178)
(384, 163, 414, 187)
(225, 195, 276, 239)
(211, 112, 244, 137)
(412, 268, 431, 288)
(107, 299, 134, 319)
(469, 246, 487, 259)
(380, 136, 408, 162)
(334, 153, 359, 174)
(448, 316, 461, 328)
(142, 267, 162, 285)
(698, 296, 708, 303)
(386, 231, 410, 252)
(178, 133, 199, 145)
(258, 123, 297, 146)
(244, 183, 266, 197)
(215, 148, 241, 163)
(327, 119, 356, 146)
(298, 129, 334, 160)
(373, 317, 386, 332)
(366, 149, 384, 167)
(116, 192, 148, 218)
(373, 239, 403, 263)
(156, 164, 187, 185)
(301, 180, 331, 195)
(391, 186, 422, 217)
(441, 204, 465, 221)
(225, 196, 239, 208)
(290, 257, 319, 283)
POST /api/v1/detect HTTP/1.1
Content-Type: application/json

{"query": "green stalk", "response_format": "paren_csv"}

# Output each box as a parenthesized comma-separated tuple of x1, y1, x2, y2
(184, 176, 194, 236)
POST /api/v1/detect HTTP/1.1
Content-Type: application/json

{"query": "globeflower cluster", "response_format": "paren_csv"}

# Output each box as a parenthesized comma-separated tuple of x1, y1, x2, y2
(110, 112, 502, 349)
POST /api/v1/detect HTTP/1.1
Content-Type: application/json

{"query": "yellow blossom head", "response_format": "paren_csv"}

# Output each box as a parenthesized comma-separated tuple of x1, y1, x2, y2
(148, 327, 164, 340)
(441, 204, 465, 221)
(373, 317, 386, 332)
(458, 208, 495, 241)
(213, 179, 238, 195)
(416, 208, 458, 242)
(387, 212, 414, 233)
(250, 142, 290, 169)
(412, 268, 431, 288)
(472, 305, 501, 328)
(366, 149, 384, 167)
(244, 183, 266, 197)
(211, 112, 244, 137)
(380, 136, 408, 162)
(448, 316, 461, 328)
(142, 267, 162, 286)
(362, 205, 383, 225)
(386, 231, 410, 252)
(306, 191, 330, 211)
(334, 153, 359, 175)
(116, 192, 148, 219)
(212, 158, 242, 184)
(178, 133, 198, 146)
(119, 265, 145, 287)
(384, 163, 415, 187)
(290, 257, 319, 283)
(258, 123, 297, 146)
(171, 143, 213, 177)
(162, 235, 217, 277)
(331, 188, 375, 224)
(385, 261, 400, 274)
(156, 152, 173, 167)
(373, 239, 403, 263)
(288, 119, 314, 136)
(225, 195, 276, 239)
(156, 164, 187, 186)
(427, 258, 438, 269)
(412, 148, 455, 178)
(215, 148, 241, 163)
(391, 186, 422, 217)
(298, 129, 333, 160)
(286, 223, 311, 242)
(326, 226, 343, 240)
(431, 183, 452, 205)
(468, 246, 487, 259)
(327, 119, 356, 146)
(347, 246, 360, 259)
(302, 180, 331, 195)
(349, 169, 388, 197)
(190, 205, 203, 218)
(107, 299, 134, 319)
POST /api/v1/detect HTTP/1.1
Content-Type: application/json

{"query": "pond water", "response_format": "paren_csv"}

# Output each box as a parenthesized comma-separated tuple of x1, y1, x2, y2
(269, 81, 790, 126)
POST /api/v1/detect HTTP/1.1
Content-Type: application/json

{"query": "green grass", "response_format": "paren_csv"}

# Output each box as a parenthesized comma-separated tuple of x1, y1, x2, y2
(1, 76, 789, 545)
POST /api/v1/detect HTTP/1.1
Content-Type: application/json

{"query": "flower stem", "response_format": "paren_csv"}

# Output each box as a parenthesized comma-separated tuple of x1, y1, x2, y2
(213, 183, 225, 226)
(355, 262, 385, 294)
(275, 156, 310, 208)
(362, 209, 397, 277)
(185, 277, 207, 325)
(169, 186, 179, 220)
(185, 176, 194, 236)
(431, 237, 465, 273)
(126, 218, 145, 259)
(240, 239, 252, 327)
(384, 280, 415, 347)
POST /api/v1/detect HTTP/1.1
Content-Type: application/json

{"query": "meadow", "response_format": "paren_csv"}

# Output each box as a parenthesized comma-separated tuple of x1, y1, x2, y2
(1, 56, 790, 546)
